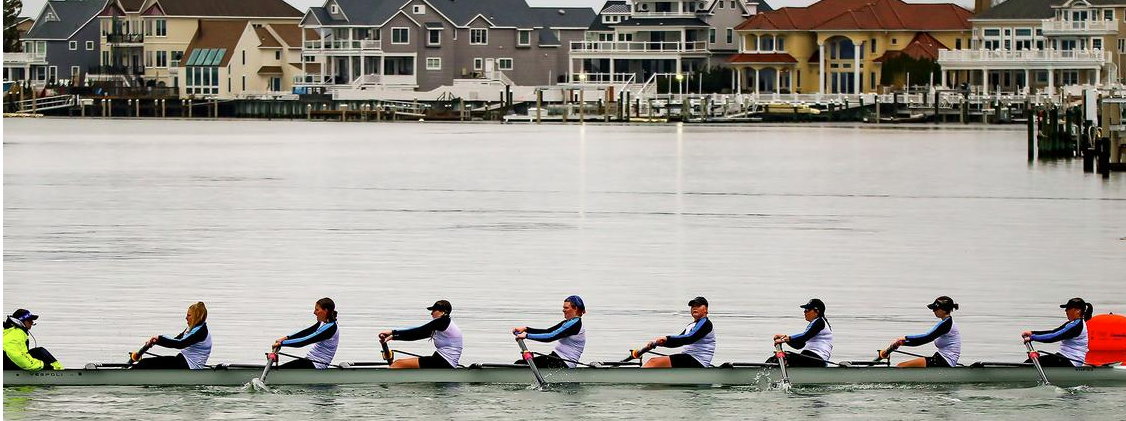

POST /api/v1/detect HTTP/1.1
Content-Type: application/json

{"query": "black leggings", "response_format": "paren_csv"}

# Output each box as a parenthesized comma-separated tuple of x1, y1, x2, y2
(766, 350, 827, 367)
(3, 347, 59, 370)
(133, 354, 189, 370)
(1026, 352, 1080, 368)
(513, 352, 569, 369)
(278, 358, 316, 369)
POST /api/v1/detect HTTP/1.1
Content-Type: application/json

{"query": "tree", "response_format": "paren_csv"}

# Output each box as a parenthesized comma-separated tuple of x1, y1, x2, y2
(3, 0, 23, 52)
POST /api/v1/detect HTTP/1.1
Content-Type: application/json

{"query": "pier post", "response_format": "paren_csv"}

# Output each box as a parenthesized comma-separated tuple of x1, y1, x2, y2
(107, 99, 112, 117)
(562, 89, 569, 123)
(161, 99, 166, 118)
(536, 90, 542, 124)
(875, 95, 880, 124)
(579, 88, 585, 123)
(960, 98, 967, 124)
(934, 91, 940, 125)
(341, 104, 347, 122)
(81, 99, 86, 117)
(1097, 137, 1111, 177)
(135, 99, 140, 117)
(1027, 107, 1035, 161)
(213, 100, 218, 118)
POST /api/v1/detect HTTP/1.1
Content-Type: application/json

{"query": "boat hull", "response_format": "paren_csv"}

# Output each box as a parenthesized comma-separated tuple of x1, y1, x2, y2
(5, 366, 1125, 387)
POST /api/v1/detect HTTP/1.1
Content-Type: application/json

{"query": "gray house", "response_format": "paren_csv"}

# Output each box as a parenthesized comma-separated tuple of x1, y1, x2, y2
(297, 0, 596, 91)
(21, 0, 108, 84)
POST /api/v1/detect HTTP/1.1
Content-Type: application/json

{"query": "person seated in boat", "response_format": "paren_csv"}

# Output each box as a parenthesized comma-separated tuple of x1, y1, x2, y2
(1021, 297, 1092, 367)
(769, 298, 833, 367)
(379, 300, 462, 369)
(134, 302, 212, 369)
(273, 297, 339, 369)
(3, 309, 64, 371)
(642, 296, 715, 368)
(882, 296, 960, 368)
(512, 295, 586, 369)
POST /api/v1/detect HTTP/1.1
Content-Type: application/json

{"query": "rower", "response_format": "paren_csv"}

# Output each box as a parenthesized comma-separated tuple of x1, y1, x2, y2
(134, 302, 212, 370)
(273, 297, 339, 369)
(1021, 297, 1092, 367)
(3, 309, 63, 371)
(883, 296, 960, 367)
(769, 298, 832, 367)
(642, 296, 715, 368)
(378, 300, 462, 369)
(512, 295, 586, 368)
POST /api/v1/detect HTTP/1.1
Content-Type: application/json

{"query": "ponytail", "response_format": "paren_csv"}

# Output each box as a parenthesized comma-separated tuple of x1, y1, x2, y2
(1083, 303, 1093, 321)
(316, 297, 338, 322)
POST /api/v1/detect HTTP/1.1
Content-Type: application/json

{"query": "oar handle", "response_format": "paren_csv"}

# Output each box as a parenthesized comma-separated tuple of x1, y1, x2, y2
(380, 339, 394, 364)
(267, 345, 280, 363)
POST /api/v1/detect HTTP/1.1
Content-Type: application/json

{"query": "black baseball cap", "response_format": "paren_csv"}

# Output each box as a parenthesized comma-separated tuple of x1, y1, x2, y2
(11, 309, 38, 321)
(426, 300, 452, 314)
(688, 296, 709, 307)
(1060, 297, 1086, 309)
(800, 299, 825, 313)
(926, 296, 958, 312)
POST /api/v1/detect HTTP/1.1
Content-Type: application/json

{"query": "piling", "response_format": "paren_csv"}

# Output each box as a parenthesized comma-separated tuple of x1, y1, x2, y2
(535, 90, 542, 124)
(579, 88, 585, 123)
(1027, 108, 1035, 161)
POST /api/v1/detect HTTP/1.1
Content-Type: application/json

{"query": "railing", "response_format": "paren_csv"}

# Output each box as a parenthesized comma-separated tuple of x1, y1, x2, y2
(351, 74, 381, 87)
(570, 72, 635, 84)
(3, 52, 47, 64)
(630, 11, 698, 18)
(303, 39, 382, 51)
(293, 74, 334, 85)
(938, 49, 1109, 63)
(570, 40, 708, 53)
(485, 69, 514, 86)
(106, 33, 144, 44)
(11, 94, 76, 113)
(1041, 19, 1119, 33)
(86, 65, 145, 76)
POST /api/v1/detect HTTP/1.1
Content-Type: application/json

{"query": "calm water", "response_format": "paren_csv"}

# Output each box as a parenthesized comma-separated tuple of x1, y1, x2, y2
(4, 118, 1125, 418)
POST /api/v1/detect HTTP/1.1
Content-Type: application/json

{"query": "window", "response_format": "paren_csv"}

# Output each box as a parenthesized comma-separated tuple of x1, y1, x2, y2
(870, 71, 876, 89)
(69, 40, 77, 50)
(891, 38, 897, 45)
(983, 28, 1000, 36)
(172, 51, 183, 66)
(776, 36, 783, 50)
(1015, 28, 1032, 36)
(413, 5, 425, 14)
(71, 66, 79, 78)
(145, 51, 153, 66)
(242, 50, 246, 65)
(426, 57, 441, 70)
(102, 51, 110, 65)
(1093, 38, 1103, 49)
(518, 30, 531, 46)
(870, 38, 876, 53)
(473, 57, 483, 70)
(275, 51, 280, 60)
(709, 28, 716, 44)
(470, 28, 488, 45)
(330, 4, 339, 14)
(428, 29, 441, 45)
(156, 50, 167, 67)
(392, 27, 409, 44)
(726, 28, 733, 44)
(498, 58, 513, 70)
(242, 75, 245, 90)
(86, 40, 94, 50)
(730, 0, 735, 8)
(155, 19, 167, 37)
(1119, 38, 1125, 53)
(186, 67, 220, 95)
(955, 38, 962, 49)
(1105, 9, 1114, 20)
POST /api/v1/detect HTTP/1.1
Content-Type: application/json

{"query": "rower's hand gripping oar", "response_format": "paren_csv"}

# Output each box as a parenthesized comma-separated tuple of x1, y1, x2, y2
(516, 338, 548, 389)
(621, 342, 658, 363)
(259, 345, 280, 383)
(774, 343, 792, 388)
(379, 333, 394, 366)
(1024, 340, 1051, 385)
(875, 340, 902, 365)
(127, 341, 155, 367)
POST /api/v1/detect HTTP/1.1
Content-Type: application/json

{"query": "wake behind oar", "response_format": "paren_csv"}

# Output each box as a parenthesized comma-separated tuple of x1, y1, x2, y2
(772, 343, 793, 390)
(249, 345, 280, 391)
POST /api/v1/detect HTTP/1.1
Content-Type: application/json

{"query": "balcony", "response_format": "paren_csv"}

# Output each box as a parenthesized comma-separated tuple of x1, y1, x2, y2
(938, 49, 1109, 69)
(106, 33, 144, 44)
(293, 74, 335, 85)
(570, 40, 708, 55)
(3, 52, 47, 65)
(630, 11, 699, 18)
(303, 39, 382, 54)
(1041, 19, 1119, 35)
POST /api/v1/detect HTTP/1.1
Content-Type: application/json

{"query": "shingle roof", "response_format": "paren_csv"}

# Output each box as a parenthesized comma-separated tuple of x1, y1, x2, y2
(873, 32, 948, 62)
(156, 0, 302, 18)
(25, 0, 108, 40)
(737, 0, 970, 31)
(254, 25, 282, 47)
(601, 1, 630, 14)
(182, 20, 249, 67)
(973, 0, 1057, 20)
(610, 17, 710, 27)
(728, 52, 798, 63)
(535, 27, 560, 46)
(531, 7, 597, 28)
(307, 0, 594, 29)
(118, 0, 145, 12)
(267, 23, 305, 47)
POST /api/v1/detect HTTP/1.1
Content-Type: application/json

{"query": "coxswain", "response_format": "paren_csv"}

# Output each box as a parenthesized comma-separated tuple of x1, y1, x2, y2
(770, 298, 833, 367)
(3, 309, 63, 371)
(512, 295, 586, 368)
(642, 296, 715, 368)
(273, 297, 339, 369)
(379, 300, 463, 369)
(1021, 297, 1092, 367)
(134, 302, 212, 369)
(882, 296, 961, 367)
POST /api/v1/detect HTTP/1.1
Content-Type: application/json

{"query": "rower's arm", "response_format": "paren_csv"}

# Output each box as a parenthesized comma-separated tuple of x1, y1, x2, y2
(663, 318, 712, 348)
(902, 317, 952, 347)
(524, 320, 565, 335)
(285, 323, 321, 342)
(787, 318, 825, 349)
(155, 324, 208, 350)
(3, 331, 44, 371)
(526, 318, 581, 342)
(393, 317, 450, 341)
(1030, 320, 1083, 343)
(281, 322, 337, 348)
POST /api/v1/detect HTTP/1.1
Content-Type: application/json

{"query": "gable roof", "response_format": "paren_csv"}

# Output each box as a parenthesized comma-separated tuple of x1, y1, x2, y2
(267, 23, 308, 48)
(736, 0, 970, 31)
(973, 0, 1057, 20)
(873, 32, 948, 62)
(25, 0, 108, 40)
(155, 0, 301, 18)
(253, 25, 282, 47)
(182, 19, 248, 67)
(306, 0, 594, 29)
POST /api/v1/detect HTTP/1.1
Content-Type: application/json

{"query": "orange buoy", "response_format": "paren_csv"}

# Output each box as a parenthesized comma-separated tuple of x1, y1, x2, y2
(1086, 313, 1126, 366)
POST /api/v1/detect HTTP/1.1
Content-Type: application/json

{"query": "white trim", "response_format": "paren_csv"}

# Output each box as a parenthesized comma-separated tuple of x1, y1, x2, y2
(473, 57, 483, 70)
(326, 0, 349, 21)
(517, 29, 531, 46)
(413, 4, 425, 15)
(86, 40, 95, 50)
(470, 28, 488, 45)
(69, 40, 78, 50)
(466, 14, 497, 28)
(425, 56, 441, 70)
(427, 28, 441, 46)
(391, 26, 410, 44)
(497, 57, 513, 70)
(378, 9, 423, 28)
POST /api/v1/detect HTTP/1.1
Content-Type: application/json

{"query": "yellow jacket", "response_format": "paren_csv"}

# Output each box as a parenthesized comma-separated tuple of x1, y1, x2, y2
(4, 325, 44, 371)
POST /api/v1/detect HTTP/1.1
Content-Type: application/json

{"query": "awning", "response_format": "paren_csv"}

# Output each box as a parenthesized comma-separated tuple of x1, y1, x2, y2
(258, 65, 284, 75)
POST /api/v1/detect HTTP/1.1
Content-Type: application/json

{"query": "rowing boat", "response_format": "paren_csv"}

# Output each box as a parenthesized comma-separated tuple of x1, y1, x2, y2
(6, 364, 1125, 387)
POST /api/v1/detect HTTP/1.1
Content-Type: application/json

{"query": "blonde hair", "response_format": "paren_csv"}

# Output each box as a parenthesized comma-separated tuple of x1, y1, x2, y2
(187, 302, 208, 327)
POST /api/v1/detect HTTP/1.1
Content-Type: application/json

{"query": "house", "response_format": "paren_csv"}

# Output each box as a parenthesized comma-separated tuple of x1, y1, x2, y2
(177, 21, 309, 98)
(95, 0, 303, 88)
(297, 0, 596, 91)
(570, 0, 769, 85)
(731, 0, 972, 94)
(16, 0, 107, 84)
(938, 0, 1118, 95)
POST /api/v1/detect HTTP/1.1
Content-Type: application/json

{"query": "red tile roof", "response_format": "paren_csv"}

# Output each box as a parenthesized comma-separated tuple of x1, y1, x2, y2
(728, 53, 799, 64)
(737, 0, 970, 31)
(872, 32, 948, 62)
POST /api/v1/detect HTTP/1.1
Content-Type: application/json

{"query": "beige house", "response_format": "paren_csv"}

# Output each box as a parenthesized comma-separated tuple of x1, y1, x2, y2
(178, 20, 313, 98)
(95, 0, 302, 88)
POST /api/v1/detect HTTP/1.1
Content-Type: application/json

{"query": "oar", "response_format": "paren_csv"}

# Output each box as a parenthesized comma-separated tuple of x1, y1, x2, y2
(620, 342, 658, 363)
(875, 341, 900, 365)
(380, 337, 394, 366)
(259, 345, 280, 383)
(774, 343, 792, 387)
(126, 342, 155, 367)
(1024, 341, 1051, 385)
(516, 338, 547, 389)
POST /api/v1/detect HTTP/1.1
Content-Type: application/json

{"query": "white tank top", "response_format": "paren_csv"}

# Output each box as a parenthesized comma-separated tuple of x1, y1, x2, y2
(680, 320, 716, 366)
(434, 320, 463, 367)
(796, 318, 833, 361)
(554, 322, 585, 368)
(306, 322, 339, 369)
(936, 319, 961, 366)
(1060, 320, 1089, 367)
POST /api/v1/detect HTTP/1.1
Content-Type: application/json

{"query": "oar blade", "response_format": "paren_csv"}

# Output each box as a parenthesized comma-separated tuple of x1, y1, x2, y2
(516, 338, 548, 389)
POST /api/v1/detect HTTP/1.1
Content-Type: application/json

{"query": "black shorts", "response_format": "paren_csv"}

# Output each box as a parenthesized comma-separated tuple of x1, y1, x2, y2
(668, 353, 705, 368)
(925, 352, 952, 368)
(418, 352, 454, 369)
